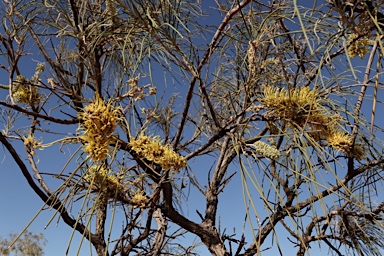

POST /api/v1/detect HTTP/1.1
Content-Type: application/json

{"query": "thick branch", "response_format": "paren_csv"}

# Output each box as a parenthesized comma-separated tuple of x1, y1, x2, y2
(161, 181, 229, 255)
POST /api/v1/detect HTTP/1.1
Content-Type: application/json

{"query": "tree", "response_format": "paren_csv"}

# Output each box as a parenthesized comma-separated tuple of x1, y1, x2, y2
(1, 0, 384, 255)
(0, 231, 46, 256)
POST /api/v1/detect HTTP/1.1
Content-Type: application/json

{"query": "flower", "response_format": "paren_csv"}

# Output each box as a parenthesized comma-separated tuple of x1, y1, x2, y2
(261, 86, 327, 127)
(149, 87, 157, 95)
(24, 135, 43, 155)
(326, 130, 352, 150)
(12, 75, 40, 105)
(129, 134, 187, 171)
(130, 190, 149, 209)
(251, 141, 280, 159)
(78, 94, 121, 161)
(347, 33, 372, 59)
(35, 63, 44, 73)
(84, 165, 122, 191)
(261, 86, 365, 160)
(325, 129, 365, 160)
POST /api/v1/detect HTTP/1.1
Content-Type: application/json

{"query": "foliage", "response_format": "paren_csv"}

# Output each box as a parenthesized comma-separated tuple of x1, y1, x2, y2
(1, 0, 384, 255)
(0, 231, 46, 256)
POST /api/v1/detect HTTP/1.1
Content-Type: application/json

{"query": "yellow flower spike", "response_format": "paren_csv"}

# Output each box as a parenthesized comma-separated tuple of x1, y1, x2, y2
(78, 94, 122, 161)
(347, 33, 372, 59)
(12, 75, 40, 105)
(325, 129, 365, 160)
(24, 135, 43, 156)
(24, 135, 43, 149)
(261, 86, 331, 129)
(84, 165, 122, 191)
(326, 130, 352, 151)
(130, 190, 149, 209)
(129, 134, 187, 172)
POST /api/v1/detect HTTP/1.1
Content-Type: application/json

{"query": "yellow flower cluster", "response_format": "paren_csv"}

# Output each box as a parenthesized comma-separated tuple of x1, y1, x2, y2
(129, 134, 187, 171)
(326, 129, 352, 150)
(347, 33, 372, 59)
(130, 190, 149, 209)
(262, 86, 326, 125)
(261, 86, 365, 160)
(84, 165, 122, 191)
(36, 63, 44, 73)
(79, 94, 121, 161)
(324, 130, 365, 160)
(24, 135, 43, 156)
(12, 75, 40, 105)
(252, 141, 280, 159)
